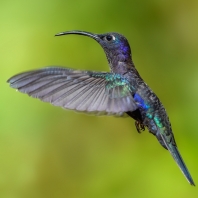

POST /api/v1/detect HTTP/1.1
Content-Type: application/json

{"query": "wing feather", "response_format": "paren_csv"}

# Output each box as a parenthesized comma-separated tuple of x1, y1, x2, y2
(8, 67, 137, 115)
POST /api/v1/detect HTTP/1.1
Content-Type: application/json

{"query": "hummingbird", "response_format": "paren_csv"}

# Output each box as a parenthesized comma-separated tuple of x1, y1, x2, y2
(7, 30, 195, 185)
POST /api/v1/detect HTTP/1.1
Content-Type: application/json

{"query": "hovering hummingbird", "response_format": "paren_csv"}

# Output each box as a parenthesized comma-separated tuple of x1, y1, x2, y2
(7, 30, 195, 185)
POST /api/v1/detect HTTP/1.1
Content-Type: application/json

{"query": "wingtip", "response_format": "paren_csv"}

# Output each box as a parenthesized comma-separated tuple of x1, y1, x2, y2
(7, 76, 17, 86)
(7, 77, 12, 83)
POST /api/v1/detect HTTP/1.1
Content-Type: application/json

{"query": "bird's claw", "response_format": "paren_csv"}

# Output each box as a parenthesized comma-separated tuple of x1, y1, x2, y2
(135, 121, 145, 133)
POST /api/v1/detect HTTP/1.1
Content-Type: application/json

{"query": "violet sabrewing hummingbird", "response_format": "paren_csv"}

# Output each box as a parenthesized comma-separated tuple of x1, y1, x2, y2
(7, 30, 195, 185)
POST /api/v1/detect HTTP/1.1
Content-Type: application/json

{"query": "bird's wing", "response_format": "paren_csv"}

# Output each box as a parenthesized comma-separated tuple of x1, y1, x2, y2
(7, 67, 137, 116)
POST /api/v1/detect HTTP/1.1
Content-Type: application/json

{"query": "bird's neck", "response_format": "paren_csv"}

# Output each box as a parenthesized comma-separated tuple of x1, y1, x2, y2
(107, 51, 136, 75)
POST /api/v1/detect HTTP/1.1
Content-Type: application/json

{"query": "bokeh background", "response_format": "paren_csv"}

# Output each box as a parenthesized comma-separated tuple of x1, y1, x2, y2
(1, 0, 198, 197)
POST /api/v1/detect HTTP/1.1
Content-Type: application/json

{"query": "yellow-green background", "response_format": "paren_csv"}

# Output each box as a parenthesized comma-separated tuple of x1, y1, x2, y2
(1, 0, 198, 197)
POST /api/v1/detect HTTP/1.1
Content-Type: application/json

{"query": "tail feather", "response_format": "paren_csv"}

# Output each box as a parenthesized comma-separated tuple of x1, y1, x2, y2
(160, 134, 195, 186)
(169, 145, 195, 186)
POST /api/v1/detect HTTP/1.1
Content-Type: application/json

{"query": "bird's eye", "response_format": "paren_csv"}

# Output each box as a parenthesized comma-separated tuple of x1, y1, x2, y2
(104, 35, 115, 41)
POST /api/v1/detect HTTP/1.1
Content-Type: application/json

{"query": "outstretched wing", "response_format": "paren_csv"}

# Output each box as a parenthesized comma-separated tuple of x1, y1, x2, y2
(7, 67, 137, 115)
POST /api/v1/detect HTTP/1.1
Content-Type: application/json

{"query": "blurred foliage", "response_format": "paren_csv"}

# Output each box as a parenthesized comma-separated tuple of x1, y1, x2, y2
(1, 0, 198, 197)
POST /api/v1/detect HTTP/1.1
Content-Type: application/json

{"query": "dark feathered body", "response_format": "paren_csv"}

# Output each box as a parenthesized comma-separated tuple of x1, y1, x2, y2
(7, 30, 194, 185)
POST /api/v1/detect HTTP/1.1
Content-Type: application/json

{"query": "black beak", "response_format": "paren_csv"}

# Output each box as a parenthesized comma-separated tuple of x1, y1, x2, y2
(55, 30, 100, 41)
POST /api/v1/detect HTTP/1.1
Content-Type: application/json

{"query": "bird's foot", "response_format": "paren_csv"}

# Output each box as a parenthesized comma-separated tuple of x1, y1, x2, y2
(135, 121, 145, 133)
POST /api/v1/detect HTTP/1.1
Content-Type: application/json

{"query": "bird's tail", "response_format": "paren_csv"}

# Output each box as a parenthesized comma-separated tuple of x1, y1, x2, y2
(170, 145, 195, 185)
(162, 136, 195, 186)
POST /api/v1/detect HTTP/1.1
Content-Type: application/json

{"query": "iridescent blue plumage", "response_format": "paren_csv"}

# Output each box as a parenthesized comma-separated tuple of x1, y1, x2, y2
(134, 93, 150, 110)
(7, 30, 195, 185)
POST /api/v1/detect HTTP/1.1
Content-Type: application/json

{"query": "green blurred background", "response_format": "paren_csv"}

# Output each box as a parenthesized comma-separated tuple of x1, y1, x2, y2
(1, 0, 198, 197)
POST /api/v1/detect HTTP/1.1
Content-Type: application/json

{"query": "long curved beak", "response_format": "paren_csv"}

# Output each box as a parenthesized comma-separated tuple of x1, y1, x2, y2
(55, 30, 100, 41)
